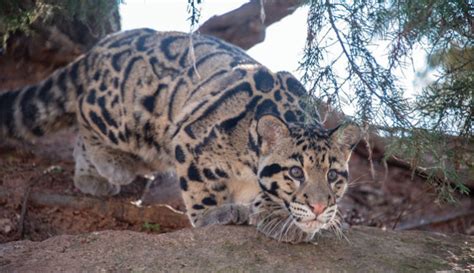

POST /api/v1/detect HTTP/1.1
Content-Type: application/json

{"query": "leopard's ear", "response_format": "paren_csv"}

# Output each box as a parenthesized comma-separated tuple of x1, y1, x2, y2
(257, 115, 289, 155)
(329, 122, 361, 158)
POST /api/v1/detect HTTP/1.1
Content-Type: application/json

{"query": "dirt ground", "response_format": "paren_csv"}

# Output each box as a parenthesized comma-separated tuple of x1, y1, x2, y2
(0, 130, 472, 243)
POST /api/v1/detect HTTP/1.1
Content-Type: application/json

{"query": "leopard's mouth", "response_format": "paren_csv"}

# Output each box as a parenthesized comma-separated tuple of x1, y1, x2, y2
(291, 205, 340, 234)
(293, 218, 327, 233)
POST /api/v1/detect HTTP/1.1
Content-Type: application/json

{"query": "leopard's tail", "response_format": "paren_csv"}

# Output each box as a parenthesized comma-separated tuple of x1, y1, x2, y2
(0, 56, 86, 140)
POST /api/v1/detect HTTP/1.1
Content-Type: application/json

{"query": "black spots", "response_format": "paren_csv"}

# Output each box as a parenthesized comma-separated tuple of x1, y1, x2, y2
(296, 110, 305, 122)
(97, 97, 118, 128)
(188, 163, 203, 182)
(20, 87, 43, 136)
(38, 78, 53, 103)
(142, 122, 155, 146)
(219, 95, 262, 134)
(255, 99, 280, 120)
(121, 56, 143, 98)
(284, 110, 297, 123)
(211, 183, 227, 192)
(315, 145, 322, 152)
(219, 113, 245, 133)
(194, 130, 217, 155)
(253, 201, 262, 207)
(141, 96, 155, 113)
(329, 156, 337, 164)
(286, 77, 306, 97)
(253, 69, 274, 93)
(178, 47, 189, 67)
(168, 79, 186, 122)
(124, 126, 132, 140)
(108, 131, 118, 144)
(78, 97, 91, 129)
(111, 95, 119, 108)
(86, 89, 97, 105)
(69, 62, 80, 86)
(179, 177, 188, 191)
(113, 78, 119, 89)
(89, 111, 107, 135)
(175, 145, 186, 164)
(203, 168, 218, 180)
(99, 70, 109, 91)
(76, 84, 84, 96)
(0, 91, 18, 135)
(247, 133, 259, 156)
(285, 93, 295, 103)
(192, 204, 205, 210)
(99, 82, 107, 92)
(149, 57, 159, 73)
(274, 90, 282, 101)
(149, 57, 180, 78)
(135, 34, 152, 51)
(259, 164, 283, 178)
(56, 71, 68, 93)
(93, 71, 101, 81)
(118, 131, 126, 142)
(160, 36, 183, 60)
(259, 181, 279, 197)
(202, 196, 217, 206)
(194, 82, 253, 126)
(214, 168, 229, 179)
(184, 126, 196, 139)
(268, 182, 280, 196)
(112, 50, 132, 71)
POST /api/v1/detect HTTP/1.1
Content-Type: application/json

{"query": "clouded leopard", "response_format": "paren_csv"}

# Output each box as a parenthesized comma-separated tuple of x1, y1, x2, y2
(0, 28, 360, 242)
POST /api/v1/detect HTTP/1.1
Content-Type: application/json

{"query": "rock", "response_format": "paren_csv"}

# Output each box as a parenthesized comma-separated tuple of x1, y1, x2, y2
(0, 219, 12, 234)
(0, 226, 472, 272)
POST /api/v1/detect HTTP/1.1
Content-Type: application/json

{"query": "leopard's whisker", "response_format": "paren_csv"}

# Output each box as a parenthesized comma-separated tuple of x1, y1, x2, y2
(278, 216, 293, 242)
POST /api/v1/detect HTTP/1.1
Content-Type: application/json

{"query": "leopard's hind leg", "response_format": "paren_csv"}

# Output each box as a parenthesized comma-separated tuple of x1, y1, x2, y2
(78, 131, 156, 188)
(73, 136, 120, 196)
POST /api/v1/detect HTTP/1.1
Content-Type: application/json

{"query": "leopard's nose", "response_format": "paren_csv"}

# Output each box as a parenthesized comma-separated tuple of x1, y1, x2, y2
(310, 202, 327, 215)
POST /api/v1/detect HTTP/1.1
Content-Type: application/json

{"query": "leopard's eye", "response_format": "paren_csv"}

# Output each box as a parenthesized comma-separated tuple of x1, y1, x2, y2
(289, 166, 304, 180)
(327, 169, 338, 182)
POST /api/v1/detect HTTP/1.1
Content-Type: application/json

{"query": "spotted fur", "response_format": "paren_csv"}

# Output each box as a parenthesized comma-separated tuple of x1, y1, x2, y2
(0, 28, 360, 242)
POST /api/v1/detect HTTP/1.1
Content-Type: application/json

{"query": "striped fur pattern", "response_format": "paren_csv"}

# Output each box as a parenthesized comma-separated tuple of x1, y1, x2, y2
(0, 28, 360, 242)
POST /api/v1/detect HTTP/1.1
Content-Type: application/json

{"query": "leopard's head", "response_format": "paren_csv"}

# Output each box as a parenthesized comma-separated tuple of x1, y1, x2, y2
(253, 115, 360, 242)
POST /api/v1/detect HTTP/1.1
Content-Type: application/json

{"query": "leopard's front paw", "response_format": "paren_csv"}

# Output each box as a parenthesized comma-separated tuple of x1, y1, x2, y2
(194, 204, 250, 227)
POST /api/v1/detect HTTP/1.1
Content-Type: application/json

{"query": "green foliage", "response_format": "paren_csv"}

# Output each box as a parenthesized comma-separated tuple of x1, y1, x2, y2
(0, 0, 122, 46)
(187, 0, 202, 29)
(142, 221, 161, 233)
(301, 0, 472, 201)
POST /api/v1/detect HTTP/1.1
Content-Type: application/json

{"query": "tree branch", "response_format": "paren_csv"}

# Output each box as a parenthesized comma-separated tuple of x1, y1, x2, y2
(198, 0, 303, 49)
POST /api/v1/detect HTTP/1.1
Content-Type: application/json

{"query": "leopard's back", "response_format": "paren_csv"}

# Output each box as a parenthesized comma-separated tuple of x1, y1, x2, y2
(77, 29, 307, 165)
